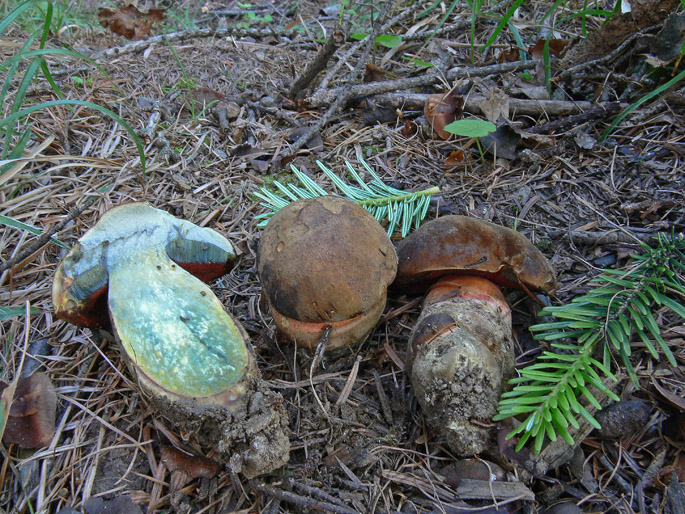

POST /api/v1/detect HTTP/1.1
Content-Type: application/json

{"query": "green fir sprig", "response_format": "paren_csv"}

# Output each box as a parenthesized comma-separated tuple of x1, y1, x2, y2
(254, 158, 439, 237)
(495, 233, 685, 454)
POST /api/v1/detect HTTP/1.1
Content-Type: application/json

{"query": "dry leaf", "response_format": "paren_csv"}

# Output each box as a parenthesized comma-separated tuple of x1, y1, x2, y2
(481, 124, 520, 160)
(652, 376, 685, 411)
(443, 150, 464, 169)
(400, 119, 418, 138)
(2, 372, 56, 449)
(424, 91, 463, 140)
(646, 13, 685, 65)
(529, 39, 571, 60)
(99, 5, 165, 40)
(497, 47, 520, 63)
(364, 63, 387, 83)
(480, 88, 509, 123)
(161, 445, 221, 491)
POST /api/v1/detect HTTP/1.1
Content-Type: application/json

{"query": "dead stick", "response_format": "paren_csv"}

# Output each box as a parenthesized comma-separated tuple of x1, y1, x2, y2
(285, 478, 352, 508)
(366, 92, 612, 118)
(96, 26, 290, 60)
(289, 29, 346, 99)
(527, 101, 623, 133)
(636, 448, 667, 513)
(546, 229, 656, 245)
(307, 60, 541, 108)
(255, 483, 362, 514)
(279, 4, 390, 160)
(0, 202, 91, 275)
(318, 2, 428, 91)
(557, 25, 658, 81)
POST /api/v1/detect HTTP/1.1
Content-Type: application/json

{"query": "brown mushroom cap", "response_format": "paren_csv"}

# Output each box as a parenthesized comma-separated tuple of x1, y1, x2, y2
(394, 215, 557, 295)
(258, 195, 397, 350)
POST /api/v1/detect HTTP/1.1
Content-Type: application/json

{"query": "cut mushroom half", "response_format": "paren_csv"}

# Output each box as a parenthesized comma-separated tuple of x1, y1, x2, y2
(394, 216, 557, 455)
(52, 203, 289, 477)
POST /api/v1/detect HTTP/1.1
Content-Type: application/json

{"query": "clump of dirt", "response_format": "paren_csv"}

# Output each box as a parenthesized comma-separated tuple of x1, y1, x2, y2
(93, 444, 150, 496)
(150, 373, 290, 479)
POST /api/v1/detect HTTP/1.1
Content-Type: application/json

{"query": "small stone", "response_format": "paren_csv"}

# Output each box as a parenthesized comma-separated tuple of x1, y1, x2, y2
(542, 502, 582, 514)
(595, 400, 650, 439)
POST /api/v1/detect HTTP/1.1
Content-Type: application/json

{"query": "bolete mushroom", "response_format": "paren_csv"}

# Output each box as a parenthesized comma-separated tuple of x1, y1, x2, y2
(395, 216, 557, 455)
(258, 196, 397, 352)
(52, 203, 289, 478)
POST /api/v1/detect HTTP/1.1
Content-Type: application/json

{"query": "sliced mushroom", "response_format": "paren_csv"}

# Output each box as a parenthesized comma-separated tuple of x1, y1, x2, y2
(394, 215, 557, 296)
(395, 216, 557, 456)
(258, 196, 397, 352)
(52, 203, 289, 477)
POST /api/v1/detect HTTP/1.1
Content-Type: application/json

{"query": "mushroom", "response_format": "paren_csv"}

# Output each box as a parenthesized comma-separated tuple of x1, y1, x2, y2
(395, 216, 557, 455)
(394, 215, 557, 296)
(258, 196, 397, 352)
(52, 203, 290, 477)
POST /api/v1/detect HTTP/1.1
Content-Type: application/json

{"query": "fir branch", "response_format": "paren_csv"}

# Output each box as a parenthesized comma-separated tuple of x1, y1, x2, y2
(254, 157, 439, 237)
(495, 233, 685, 454)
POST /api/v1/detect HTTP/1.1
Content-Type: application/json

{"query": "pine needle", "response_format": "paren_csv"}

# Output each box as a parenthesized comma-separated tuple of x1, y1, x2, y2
(254, 157, 439, 237)
(495, 233, 685, 453)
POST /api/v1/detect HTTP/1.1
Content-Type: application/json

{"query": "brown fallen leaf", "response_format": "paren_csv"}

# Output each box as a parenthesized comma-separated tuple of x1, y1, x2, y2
(480, 88, 509, 124)
(424, 91, 463, 140)
(400, 119, 418, 138)
(99, 5, 165, 40)
(1, 372, 56, 448)
(529, 38, 571, 60)
(652, 375, 685, 411)
(497, 47, 520, 63)
(443, 149, 464, 169)
(160, 444, 221, 491)
(364, 63, 387, 83)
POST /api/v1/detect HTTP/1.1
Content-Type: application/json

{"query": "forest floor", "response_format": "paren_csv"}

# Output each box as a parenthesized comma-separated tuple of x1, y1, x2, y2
(1, 0, 685, 513)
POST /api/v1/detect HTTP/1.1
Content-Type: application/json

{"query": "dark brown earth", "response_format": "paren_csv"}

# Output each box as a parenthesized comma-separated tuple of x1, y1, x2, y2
(1, 1, 684, 513)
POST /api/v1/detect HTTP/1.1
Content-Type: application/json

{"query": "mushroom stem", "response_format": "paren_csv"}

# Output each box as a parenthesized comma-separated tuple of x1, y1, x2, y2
(408, 275, 515, 456)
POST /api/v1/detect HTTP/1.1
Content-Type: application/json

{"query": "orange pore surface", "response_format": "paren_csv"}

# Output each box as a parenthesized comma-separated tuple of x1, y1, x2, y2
(425, 275, 510, 315)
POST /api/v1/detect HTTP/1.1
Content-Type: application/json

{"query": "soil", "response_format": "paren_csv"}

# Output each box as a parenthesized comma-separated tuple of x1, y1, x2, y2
(1, 1, 685, 513)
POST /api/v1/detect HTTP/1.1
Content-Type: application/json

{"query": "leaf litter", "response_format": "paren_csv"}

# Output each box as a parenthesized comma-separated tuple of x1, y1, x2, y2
(1, 0, 684, 513)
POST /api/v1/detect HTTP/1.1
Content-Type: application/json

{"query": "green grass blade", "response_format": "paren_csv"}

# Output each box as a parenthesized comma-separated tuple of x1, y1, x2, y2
(0, 99, 146, 175)
(602, 67, 685, 140)
(0, 1, 37, 34)
(0, 305, 41, 320)
(0, 214, 69, 248)
(480, 0, 526, 54)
